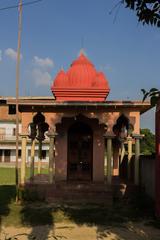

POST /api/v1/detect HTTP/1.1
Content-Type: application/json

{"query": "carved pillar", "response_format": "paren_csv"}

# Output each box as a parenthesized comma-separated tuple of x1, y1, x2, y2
(30, 139, 35, 181)
(38, 140, 42, 174)
(120, 142, 125, 164)
(20, 134, 27, 185)
(104, 134, 114, 184)
(47, 132, 57, 183)
(1, 150, 5, 163)
(127, 136, 132, 180)
(104, 139, 107, 183)
(133, 134, 143, 185)
(113, 142, 120, 176)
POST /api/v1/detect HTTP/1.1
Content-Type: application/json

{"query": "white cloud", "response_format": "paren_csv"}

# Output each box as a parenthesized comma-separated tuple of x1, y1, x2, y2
(33, 56, 54, 68)
(5, 48, 22, 60)
(0, 50, 2, 61)
(32, 69, 52, 86)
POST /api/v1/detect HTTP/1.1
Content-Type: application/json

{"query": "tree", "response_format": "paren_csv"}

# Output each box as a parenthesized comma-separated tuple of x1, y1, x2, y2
(141, 88, 160, 106)
(140, 128, 155, 155)
(122, 0, 160, 27)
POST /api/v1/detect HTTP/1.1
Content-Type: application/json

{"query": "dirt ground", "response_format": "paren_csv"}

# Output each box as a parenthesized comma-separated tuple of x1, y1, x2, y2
(1, 222, 160, 240)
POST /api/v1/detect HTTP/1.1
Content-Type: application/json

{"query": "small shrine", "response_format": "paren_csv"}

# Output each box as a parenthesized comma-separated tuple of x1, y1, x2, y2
(8, 53, 151, 199)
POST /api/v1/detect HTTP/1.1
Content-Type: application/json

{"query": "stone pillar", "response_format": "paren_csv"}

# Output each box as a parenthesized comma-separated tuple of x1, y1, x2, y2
(20, 134, 27, 185)
(38, 140, 42, 174)
(104, 140, 108, 183)
(120, 142, 125, 164)
(104, 135, 114, 184)
(47, 132, 57, 183)
(113, 144, 119, 176)
(107, 138, 112, 184)
(30, 139, 35, 181)
(1, 150, 5, 163)
(127, 137, 132, 180)
(133, 134, 143, 185)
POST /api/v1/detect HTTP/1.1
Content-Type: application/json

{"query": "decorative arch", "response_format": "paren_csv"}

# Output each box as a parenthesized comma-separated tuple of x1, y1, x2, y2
(113, 114, 134, 139)
(55, 113, 106, 134)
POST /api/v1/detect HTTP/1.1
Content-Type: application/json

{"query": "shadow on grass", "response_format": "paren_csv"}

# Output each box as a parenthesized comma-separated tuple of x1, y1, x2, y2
(0, 184, 158, 239)
(0, 185, 16, 232)
(21, 204, 53, 239)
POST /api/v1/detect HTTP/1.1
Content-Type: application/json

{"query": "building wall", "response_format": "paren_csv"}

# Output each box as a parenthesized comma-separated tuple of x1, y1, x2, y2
(0, 122, 22, 137)
(0, 104, 21, 121)
(140, 155, 155, 200)
(21, 108, 140, 135)
(20, 108, 141, 181)
(0, 103, 141, 180)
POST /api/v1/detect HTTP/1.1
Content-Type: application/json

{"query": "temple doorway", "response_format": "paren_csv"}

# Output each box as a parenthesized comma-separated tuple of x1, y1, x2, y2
(67, 122, 93, 181)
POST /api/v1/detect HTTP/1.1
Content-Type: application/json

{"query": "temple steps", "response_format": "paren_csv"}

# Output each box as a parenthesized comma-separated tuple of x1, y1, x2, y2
(46, 183, 112, 204)
(23, 180, 140, 205)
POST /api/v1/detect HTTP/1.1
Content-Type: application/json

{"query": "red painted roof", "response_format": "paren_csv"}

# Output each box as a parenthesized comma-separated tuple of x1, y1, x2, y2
(51, 53, 110, 101)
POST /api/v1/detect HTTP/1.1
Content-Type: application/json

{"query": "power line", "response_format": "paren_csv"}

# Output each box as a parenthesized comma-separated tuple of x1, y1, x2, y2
(0, 0, 44, 11)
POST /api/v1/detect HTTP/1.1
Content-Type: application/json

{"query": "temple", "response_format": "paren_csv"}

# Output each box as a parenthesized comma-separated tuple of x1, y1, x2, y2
(6, 53, 151, 199)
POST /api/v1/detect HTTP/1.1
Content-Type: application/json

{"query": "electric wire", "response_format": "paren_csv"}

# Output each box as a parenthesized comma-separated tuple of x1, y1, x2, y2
(0, 0, 44, 11)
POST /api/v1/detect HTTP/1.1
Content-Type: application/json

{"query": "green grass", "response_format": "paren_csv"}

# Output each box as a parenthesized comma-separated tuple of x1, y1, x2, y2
(0, 167, 48, 185)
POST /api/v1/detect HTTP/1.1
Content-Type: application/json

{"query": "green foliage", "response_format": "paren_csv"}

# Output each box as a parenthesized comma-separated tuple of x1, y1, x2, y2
(122, 0, 160, 27)
(140, 128, 155, 155)
(141, 88, 160, 106)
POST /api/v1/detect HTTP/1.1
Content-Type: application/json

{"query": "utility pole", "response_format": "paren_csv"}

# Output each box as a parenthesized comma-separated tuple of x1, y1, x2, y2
(15, 0, 22, 201)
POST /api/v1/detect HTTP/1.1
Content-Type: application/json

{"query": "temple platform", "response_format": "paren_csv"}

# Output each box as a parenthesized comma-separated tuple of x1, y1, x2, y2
(22, 175, 139, 206)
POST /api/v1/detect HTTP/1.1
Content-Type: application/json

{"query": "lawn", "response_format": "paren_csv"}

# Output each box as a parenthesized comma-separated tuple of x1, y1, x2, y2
(0, 167, 48, 185)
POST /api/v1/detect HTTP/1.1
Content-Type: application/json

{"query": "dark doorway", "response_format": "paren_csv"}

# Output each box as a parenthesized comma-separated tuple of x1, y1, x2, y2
(4, 150, 11, 162)
(0, 150, 2, 162)
(68, 122, 93, 181)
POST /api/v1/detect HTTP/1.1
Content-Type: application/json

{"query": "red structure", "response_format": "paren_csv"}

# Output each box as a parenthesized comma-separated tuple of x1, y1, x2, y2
(51, 53, 110, 101)
(156, 99, 160, 217)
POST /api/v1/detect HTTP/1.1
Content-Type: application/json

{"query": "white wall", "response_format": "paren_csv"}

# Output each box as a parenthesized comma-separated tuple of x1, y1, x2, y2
(0, 122, 22, 135)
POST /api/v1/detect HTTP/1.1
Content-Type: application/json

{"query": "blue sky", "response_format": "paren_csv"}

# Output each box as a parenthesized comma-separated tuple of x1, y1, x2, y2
(0, 0, 159, 132)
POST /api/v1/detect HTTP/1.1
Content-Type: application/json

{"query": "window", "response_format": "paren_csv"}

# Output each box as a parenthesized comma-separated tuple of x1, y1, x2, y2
(9, 105, 16, 114)
(4, 150, 11, 162)
(18, 150, 21, 157)
(42, 150, 46, 159)
(12, 128, 16, 136)
(0, 150, 2, 162)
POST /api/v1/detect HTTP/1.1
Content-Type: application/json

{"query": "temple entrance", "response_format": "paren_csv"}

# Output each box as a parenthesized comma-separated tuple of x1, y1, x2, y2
(67, 122, 93, 181)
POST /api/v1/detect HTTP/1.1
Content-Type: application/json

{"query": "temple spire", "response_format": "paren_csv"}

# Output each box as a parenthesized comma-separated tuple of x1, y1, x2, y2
(78, 48, 87, 56)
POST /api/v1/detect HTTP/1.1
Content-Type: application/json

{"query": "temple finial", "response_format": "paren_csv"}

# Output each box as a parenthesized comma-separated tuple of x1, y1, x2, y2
(78, 48, 87, 56)
(60, 65, 64, 71)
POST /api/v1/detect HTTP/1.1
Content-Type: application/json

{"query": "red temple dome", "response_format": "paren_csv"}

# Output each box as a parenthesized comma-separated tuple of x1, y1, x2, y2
(53, 69, 68, 88)
(51, 53, 110, 102)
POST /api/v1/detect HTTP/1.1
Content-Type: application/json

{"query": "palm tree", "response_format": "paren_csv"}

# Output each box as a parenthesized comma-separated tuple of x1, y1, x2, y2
(141, 88, 160, 106)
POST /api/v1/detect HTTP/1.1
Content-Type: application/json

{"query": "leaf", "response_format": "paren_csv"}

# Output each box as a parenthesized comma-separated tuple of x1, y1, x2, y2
(153, 2, 159, 10)
(150, 87, 159, 92)
(148, 91, 160, 97)
(141, 88, 146, 94)
(151, 96, 158, 106)
(142, 92, 149, 102)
